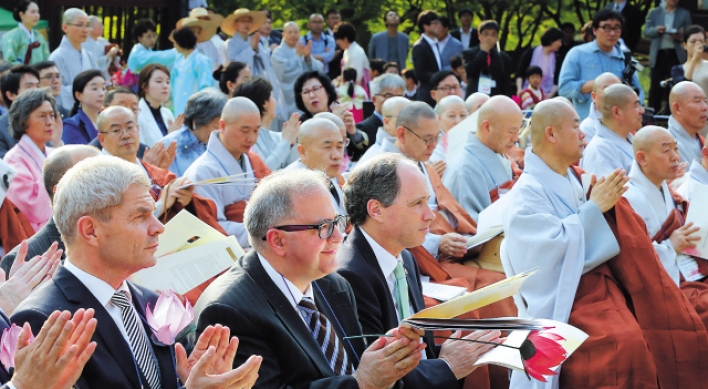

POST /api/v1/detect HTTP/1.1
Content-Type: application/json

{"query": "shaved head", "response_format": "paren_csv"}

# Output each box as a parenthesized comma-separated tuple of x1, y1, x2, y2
(669, 81, 704, 108)
(465, 92, 489, 114)
(43, 145, 101, 201)
(314, 112, 347, 139)
(221, 97, 261, 124)
(601, 84, 638, 118)
(382, 97, 410, 136)
(477, 95, 521, 128)
(476, 95, 522, 153)
(668, 81, 708, 135)
(436, 95, 466, 114)
(298, 118, 341, 146)
(297, 118, 345, 177)
(593, 72, 622, 93)
(530, 99, 576, 148)
(633, 126, 674, 154)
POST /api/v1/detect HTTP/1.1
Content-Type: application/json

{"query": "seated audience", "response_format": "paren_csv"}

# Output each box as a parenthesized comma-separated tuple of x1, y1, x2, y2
(160, 89, 227, 176)
(678, 144, 708, 200)
(401, 68, 417, 100)
(430, 94, 468, 164)
(668, 81, 707, 164)
(465, 92, 489, 114)
(429, 70, 463, 106)
(358, 96, 409, 165)
(137, 64, 181, 147)
(294, 70, 337, 121)
(171, 27, 214, 116)
(184, 97, 271, 248)
(354, 73, 406, 159)
(194, 168, 423, 388)
(579, 72, 621, 142)
(62, 69, 105, 145)
(4, 88, 59, 232)
(232, 77, 298, 170)
(31, 60, 69, 118)
(213, 61, 251, 97)
(0, 65, 40, 158)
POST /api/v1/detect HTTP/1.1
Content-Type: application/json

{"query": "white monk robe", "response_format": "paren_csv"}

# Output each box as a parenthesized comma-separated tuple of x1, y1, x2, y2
(501, 150, 620, 389)
(282, 159, 346, 215)
(50, 36, 98, 111)
(623, 160, 681, 285)
(580, 121, 634, 177)
(443, 133, 513, 221)
(357, 128, 394, 166)
(668, 115, 703, 164)
(579, 103, 601, 142)
(271, 44, 323, 117)
(678, 159, 708, 201)
(183, 131, 255, 247)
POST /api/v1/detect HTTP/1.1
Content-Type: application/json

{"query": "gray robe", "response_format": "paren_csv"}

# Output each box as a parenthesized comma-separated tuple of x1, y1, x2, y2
(49, 36, 98, 110)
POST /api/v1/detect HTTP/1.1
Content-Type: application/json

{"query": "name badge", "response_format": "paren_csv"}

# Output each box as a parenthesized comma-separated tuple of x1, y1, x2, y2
(478, 75, 493, 94)
(678, 254, 703, 282)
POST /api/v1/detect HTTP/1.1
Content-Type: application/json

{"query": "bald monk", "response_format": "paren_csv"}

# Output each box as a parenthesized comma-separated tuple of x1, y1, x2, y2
(284, 118, 347, 215)
(184, 97, 271, 248)
(668, 81, 707, 164)
(579, 72, 621, 142)
(678, 144, 708, 201)
(444, 96, 522, 221)
(465, 92, 489, 114)
(358, 97, 409, 166)
(581, 83, 644, 177)
(503, 99, 708, 389)
(430, 95, 468, 164)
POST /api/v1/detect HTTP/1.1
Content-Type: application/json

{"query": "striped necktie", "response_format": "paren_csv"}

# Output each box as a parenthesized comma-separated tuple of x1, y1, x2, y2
(298, 296, 354, 376)
(393, 261, 411, 321)
(111, 291, 162, 389)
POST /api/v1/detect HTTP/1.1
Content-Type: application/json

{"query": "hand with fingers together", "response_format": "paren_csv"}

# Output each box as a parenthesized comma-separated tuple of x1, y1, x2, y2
(589, 169, 630, 213)
(11, 309, 98, 389)
(352, 334, 425, 389)
(0, 241, 61, 315)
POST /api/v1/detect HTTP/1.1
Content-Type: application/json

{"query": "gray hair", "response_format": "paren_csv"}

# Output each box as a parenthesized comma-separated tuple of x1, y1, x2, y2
(396, 101, 437, 131)
(435, 95, 465, 114)
(344, 153, 416, 226)
(53, 155, 150, 244)
(88, 15, 102, 28)
(244, 169, 330, 251)
(63, 8, 87, 25)
(185, 90, 228, 131)
(9, 88, 56, 140)
(43, 145, 101, 202)
(221, 96, 260, 124)
(309, 13, 324, 22)
(96, 106, 135, 133)
(283, 21, 298, 31)
(371, 73, 406, 96)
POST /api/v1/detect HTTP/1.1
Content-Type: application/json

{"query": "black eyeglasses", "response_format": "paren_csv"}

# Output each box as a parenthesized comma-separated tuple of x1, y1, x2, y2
(262, 215, 347, 240)
(402, 126, 443, 146)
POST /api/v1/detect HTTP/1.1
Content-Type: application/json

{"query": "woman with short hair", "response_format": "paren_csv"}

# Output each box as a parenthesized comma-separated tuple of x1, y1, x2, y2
(170, 27, 214, 116)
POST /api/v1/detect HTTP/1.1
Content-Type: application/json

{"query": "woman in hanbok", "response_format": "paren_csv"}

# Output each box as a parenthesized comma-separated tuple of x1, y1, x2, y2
(62, 70, 105, 144)
(332, 22, 371, 93)
(3, 89, 59, 231)
(137, 64, 181, 147)
(126, 19, 177, 74)
(335, 68, 368, 123)
(1, 0, 49, 65)
(170, 26, 213, 117)
(213, 61, 251, 97)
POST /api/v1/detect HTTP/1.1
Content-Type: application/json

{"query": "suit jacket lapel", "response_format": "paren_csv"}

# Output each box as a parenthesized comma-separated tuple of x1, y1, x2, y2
(241, 251, 335, 377)
(54, 267, 143, 388)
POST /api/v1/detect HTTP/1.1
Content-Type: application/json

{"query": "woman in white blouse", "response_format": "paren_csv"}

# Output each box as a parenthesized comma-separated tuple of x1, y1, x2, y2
(332, 22, 370, 89)
(136, 63, 183, 147)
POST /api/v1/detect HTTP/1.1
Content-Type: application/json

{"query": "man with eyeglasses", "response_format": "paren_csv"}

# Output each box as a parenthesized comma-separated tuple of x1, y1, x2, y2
(96, 106, 224, 236)
(48, 8, 98, 111)
(462, 20, 512, 99)
(644, 0, 692, 112)
(354, 73, 406, 160)
(429, 70, 462, 104)
(558, 9, 644, 120)
(194, 168, 424, 389)
(31, 61, 68, 118)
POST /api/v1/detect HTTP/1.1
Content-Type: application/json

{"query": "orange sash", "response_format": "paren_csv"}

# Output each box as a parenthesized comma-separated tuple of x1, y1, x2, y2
(223, 152, 272, 223)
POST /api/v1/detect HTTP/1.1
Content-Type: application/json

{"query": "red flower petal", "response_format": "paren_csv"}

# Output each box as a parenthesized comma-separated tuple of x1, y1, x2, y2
(521, 329, 568, 382)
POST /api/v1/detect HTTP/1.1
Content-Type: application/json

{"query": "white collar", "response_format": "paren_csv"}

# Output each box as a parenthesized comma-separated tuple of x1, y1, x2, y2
(18, 23, 33, 39)
(596, 121, 634, 146)
(359, 227, 403, 281)
(438, 34, 450, 45)
(257, 253, 314, 309)
(19, 134, 47, 162)
(689, 159, 708, 185)
(627, 159, 673, 224)
(421, 33, 438, 46)
(206, 130, 253, 175)
(64, 259, 132, 308)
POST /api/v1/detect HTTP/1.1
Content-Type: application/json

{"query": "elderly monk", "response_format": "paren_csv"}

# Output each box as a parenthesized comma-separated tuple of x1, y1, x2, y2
(579, 72, 621, 142)
(465, 92, 489, 114)
(668, 81, 707, 164)
(184, 97, 271, 248)
(678, 144, 708, 200)
(337, 153, 501, 389)
(502, 99, 708, 389)
(194, 168, 424, 388)
(12, 155, 263, 389)
(97, 106, 223, 231)
(358, 96, 409, 166)
(581, 84, 644, 177)
(429, 95, 468, 164)
(444, 95, 522, 221)
(284, 118, 347, 215)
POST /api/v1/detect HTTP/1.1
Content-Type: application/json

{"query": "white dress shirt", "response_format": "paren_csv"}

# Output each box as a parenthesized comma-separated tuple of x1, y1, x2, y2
(258, 253, 314, 326)
(421, 33, 442, 70)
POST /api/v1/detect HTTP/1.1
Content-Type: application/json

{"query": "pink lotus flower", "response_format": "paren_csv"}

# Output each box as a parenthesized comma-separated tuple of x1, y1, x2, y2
(146, 290, 194, 345)
(0, 324, 34, 371)
(520, 328, 567, 382)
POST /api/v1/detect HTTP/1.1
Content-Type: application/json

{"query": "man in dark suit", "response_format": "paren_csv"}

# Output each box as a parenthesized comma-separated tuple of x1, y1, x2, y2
(11, 155, 261, 389)
(463, 20, 513, 98)
(194, 168, 424, 389)
(336, 153, 502, 389)
(412, 10, 443, 107)
(1, 145, 100, 274)
(353, 74, 406, 161)
(605, 0, 642, 51)
(450, 8, 479, 50)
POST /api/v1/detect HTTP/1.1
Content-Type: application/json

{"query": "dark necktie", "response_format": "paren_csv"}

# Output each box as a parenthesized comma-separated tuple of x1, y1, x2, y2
(298, 297, 353, 375)
(111, 291, 162, 389)
(329, 181, 340, 204)
(418, 162, 426, 174)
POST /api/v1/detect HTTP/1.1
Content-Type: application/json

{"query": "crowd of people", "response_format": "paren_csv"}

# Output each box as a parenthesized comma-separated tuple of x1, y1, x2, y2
(0, 0, 708, 388)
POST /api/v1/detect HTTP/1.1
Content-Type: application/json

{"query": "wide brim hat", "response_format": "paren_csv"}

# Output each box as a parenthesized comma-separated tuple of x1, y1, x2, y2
(176, 17, 218, 43)
(220, 9, 266, 37)
(189, 8, 225, 27)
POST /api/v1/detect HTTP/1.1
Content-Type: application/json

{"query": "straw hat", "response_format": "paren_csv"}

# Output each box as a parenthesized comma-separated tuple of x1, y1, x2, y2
(176, 17, 218, 43)
(220, 9, 266, 37)
(189, 8, 225, 27)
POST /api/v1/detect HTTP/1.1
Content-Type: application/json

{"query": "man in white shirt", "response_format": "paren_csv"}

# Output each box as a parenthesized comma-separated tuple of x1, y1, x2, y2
(581, 83, 644, 177)
(579, 72, 621, 142)
(412, 10, 442, 107)
(668, 81, 707, 164)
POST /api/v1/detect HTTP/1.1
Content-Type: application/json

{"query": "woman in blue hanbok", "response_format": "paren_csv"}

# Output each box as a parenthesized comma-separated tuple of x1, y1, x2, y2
(170, 26, 213, 116)
(126, 19, 177, 74)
